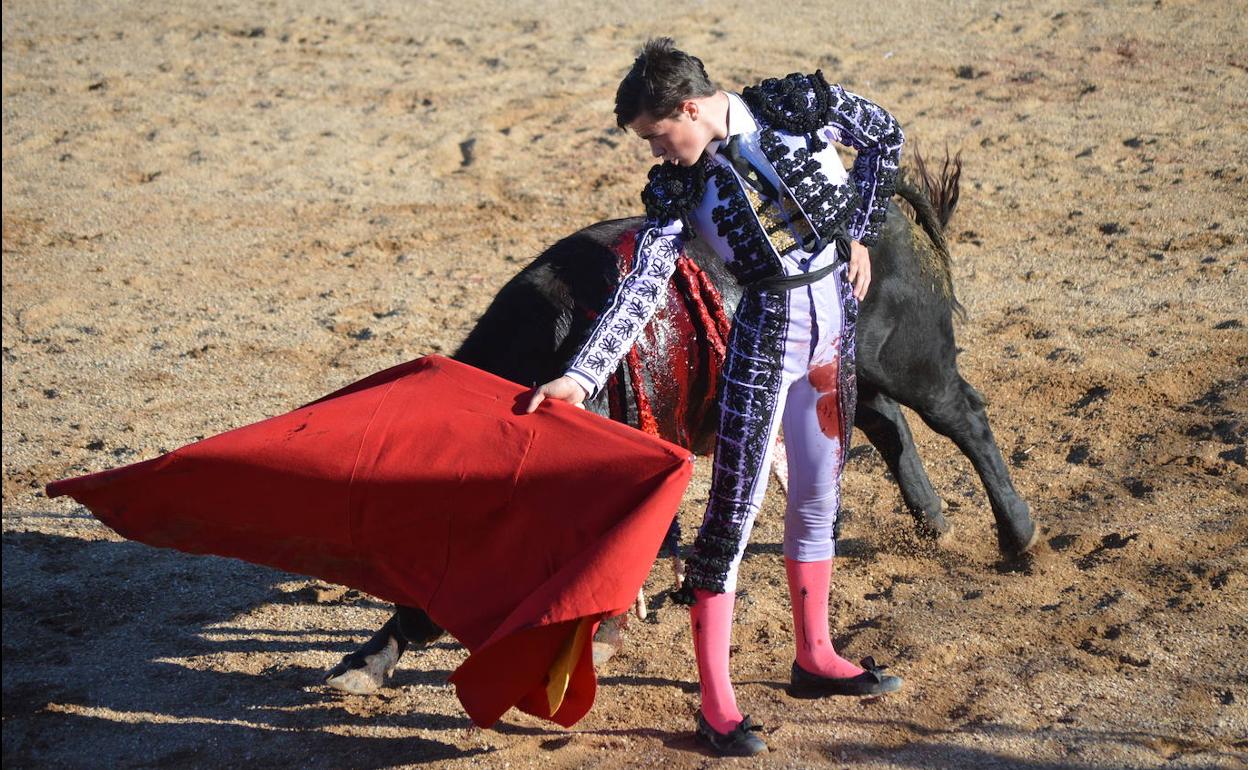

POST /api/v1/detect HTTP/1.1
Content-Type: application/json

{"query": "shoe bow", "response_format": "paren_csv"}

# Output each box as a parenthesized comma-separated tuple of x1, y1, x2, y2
(859, 656, 890, 682)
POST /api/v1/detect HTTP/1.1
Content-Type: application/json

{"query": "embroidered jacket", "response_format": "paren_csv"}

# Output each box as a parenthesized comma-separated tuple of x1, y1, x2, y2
(742, 70, 904, 249)
(567, 72, 903, 397)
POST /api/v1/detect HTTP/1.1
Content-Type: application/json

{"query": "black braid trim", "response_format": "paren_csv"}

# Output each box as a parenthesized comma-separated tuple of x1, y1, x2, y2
(742, 70, 835, 152)
(707, 164, 779, 285)
(677, 522, 744, 597)
(641, 156, 709, 221)
(671, 567, 738, 605)
(696, 532, 742, 553)
(759, 130, 859, 237)
(683, 565, 729, 595)
(857, 163, 900, 244)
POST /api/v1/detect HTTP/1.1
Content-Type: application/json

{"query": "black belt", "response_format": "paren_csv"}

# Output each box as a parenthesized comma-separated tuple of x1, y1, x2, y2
(744, 230, 850, 292)
(746, 261, 838, 292)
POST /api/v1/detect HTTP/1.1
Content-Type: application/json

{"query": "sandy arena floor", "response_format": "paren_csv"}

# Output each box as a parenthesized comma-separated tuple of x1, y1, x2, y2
(4, 1, 1246, 767)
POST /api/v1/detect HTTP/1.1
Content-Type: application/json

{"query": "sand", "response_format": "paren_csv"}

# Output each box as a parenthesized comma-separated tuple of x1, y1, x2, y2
(3, 0, 1246, 767)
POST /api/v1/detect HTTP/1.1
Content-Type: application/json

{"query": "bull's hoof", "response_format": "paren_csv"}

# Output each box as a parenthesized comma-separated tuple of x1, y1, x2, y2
(910, 505, 951, 541)
(325, 635, 401, 695)
(997, 514, 1039, 558)
(592, 614, 627, 667)
(591, 641, 617, 667)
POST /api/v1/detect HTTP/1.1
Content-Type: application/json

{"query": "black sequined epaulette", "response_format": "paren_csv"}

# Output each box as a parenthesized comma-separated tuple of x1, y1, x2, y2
(741, 70, 835, 152)
(641, 156, 708, 223)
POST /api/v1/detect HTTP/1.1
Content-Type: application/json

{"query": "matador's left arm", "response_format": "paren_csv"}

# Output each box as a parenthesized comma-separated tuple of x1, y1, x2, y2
(822, 86, 904, 248)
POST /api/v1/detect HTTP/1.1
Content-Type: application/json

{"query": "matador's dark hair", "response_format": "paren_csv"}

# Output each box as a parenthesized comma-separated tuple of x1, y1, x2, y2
(614, 38, 717, 128)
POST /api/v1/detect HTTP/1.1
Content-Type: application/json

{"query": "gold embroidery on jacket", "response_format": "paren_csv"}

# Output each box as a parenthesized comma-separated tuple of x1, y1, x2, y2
(741, 180, 818, 255)
(741, 183, 797, 254)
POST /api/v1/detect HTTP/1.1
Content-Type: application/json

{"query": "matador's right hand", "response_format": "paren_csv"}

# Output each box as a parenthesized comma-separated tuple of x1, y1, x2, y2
(525, 376, 588, 413)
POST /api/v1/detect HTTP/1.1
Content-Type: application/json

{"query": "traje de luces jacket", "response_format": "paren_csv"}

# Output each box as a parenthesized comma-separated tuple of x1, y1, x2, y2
(566, 71, 904, 398)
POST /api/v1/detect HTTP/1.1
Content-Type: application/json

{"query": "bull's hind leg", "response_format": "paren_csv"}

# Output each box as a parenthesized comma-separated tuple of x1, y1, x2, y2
(854, 386, 950, 539)
(910, 376, 1038, 557)
(325, 605, 444, 694)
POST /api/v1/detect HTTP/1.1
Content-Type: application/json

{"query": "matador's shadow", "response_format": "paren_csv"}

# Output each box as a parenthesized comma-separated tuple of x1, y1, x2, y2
(2, 526, 494, 767)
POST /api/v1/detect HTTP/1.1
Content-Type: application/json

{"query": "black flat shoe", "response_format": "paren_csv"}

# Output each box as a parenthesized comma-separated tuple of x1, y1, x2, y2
(788, 656, 903, 698)
(695, 712, 768, 757)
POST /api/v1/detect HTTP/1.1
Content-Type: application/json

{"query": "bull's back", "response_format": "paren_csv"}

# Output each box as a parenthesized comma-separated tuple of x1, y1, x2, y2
(855, 203, 961, 392)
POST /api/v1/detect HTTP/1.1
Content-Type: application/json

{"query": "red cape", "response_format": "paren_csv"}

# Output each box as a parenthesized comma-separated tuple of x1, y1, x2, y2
(46, 356, 693, 727)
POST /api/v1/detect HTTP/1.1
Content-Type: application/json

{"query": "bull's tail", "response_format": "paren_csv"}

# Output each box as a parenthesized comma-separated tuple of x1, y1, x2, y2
(895, 145, 966, 320)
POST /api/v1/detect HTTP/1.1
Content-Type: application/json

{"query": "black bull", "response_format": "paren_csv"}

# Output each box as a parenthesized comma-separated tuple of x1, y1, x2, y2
(326, 161, 1039, 685)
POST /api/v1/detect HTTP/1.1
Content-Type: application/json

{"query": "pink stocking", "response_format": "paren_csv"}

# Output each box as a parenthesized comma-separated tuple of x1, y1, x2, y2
(785, 558, 864, 678)
(690, 589, 743, 733)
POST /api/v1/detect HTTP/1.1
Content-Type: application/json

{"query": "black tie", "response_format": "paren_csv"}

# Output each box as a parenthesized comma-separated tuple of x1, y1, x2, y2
(722, 136, 782, 204)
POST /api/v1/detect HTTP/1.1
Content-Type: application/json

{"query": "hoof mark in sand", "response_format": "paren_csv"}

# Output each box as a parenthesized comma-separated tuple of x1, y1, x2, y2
(1075, 533, 1137, 570)
(1067, 384, 1109, 414)
(459, 138, 476, 167)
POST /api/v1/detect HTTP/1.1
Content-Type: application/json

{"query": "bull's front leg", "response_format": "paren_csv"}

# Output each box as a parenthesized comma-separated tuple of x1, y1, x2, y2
(325, 605, 444, 694)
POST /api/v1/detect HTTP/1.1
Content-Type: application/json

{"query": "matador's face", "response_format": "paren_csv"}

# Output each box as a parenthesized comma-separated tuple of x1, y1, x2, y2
(629, 102, 711, 168)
